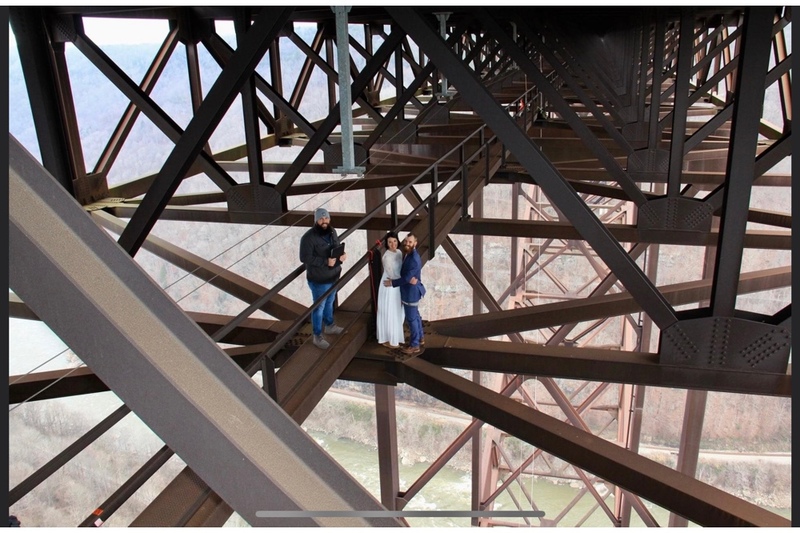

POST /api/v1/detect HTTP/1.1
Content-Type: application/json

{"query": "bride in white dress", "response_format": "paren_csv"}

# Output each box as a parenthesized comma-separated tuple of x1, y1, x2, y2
(377, 232, 404, 347)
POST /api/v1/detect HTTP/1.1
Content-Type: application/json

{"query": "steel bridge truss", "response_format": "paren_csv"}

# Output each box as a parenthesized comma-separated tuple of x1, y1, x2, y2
(7, 6, 792, 528)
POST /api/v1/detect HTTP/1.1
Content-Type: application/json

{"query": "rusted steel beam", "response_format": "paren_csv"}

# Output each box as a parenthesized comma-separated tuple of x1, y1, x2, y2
(10, 8, 77, 196)
(7, 340, 303, 406)
(361, 61, 436, 149)
(189, 311, 287, 345)
(117, 8, 294, 256)
(497, 171, 791, 227)
(508, 139, 632, 163)
(233, 12, 266, 186)
(666, 9, 696, 198)
(393, 376, 526, 508)
(287, 25, 325, 109)
(400, 358, 789, 527)
(452, 218, 791, 249)
(518, 17, 632, 147)
(273, 27, 406, 193)
(553, 167, 791, 186)
(72, 29, 237, 194)
(478, 10, 648, 204)
(103, 203, 791, 250)
(93, 28, 180, 178)
(391, 7, 680, 330)
(705, 131, 793, 214)
(285, 27, 383, 123)
(431, 266, 791, 338)
(374, 384, 400, 510)
(771, 21, 791, 124)
(669, 389, 709, 527)
(49, 34, 88, 189)
(275, 311, 370, 422)
(710, 8, 775, 317)
(339, 357, 400, 386)
(417, 336, 790, 397)
(10, 366, 111, 404)
(10, 134, 396, 527)
(205, 32, 316, 139)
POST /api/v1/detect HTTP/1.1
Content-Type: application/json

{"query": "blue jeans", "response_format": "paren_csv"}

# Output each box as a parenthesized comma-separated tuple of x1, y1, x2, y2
(403, 303, 423, 347)
(308, 280, 337, 336)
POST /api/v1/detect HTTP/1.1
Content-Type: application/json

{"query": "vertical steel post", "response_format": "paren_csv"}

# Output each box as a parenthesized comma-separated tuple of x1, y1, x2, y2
(668, 215, 718, 525)
(333, 6, 365, 175)
(710, 8, 773, 316)
(666, 9, 695, 197)
(473, 187, 484, 314)
(429, 165, 438, 260)
(482, 128, 490, 184)
(470, 370, 482, 527)
(434, 12, 452, 99)
(394, 30, 404, 121)
(668, 390, 708, 527)
(375, 384, 400, 510)
(648, 12, 666, 150)
(510, 182, 520, 289)
(460, 144, 469, 219)
(234, 10, 265, 186)
(325, 34, 337, 110)
(260, 356, 277, 401)
(269, 37, 283, 127)
(9, 7, 76, 196)
(390, 198, 398, 228)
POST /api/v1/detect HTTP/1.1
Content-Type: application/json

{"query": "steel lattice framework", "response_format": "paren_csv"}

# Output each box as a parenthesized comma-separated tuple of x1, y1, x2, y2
(7, 5, 792, 528)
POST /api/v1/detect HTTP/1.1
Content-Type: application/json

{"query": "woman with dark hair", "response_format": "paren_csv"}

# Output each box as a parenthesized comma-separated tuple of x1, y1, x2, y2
(376, 232, 404, 347)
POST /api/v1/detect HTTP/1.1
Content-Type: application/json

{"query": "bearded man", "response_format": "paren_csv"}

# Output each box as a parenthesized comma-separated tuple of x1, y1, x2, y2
(383, 233, 425, 355)
(299, 207, 347, 349)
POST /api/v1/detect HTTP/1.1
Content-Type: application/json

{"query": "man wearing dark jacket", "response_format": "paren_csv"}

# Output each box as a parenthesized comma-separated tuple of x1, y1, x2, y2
(299, 207, 347, 349)
(383, 233, 425, 355)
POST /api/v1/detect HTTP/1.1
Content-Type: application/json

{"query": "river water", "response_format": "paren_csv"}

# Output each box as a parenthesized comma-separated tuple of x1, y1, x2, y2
(303, 430, 674, 528)
(304, 430, 792, 527)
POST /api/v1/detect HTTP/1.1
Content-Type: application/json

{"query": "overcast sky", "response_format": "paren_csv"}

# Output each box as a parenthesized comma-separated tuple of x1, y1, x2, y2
(9, 16, 237, 47)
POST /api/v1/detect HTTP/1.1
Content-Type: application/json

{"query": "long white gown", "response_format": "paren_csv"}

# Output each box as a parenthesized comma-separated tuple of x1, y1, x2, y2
(377, 249, 404, 346)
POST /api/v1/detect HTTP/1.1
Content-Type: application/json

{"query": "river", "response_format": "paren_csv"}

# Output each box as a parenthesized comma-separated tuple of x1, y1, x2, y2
(300, 430, 677, 528)
(296, 429, 792, 528)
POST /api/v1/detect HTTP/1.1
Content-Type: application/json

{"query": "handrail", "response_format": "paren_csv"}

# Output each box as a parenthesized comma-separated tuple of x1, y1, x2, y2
(225, 76, 541, 380)
(247, 120, 508, 378)
(214, 70, 543, 351)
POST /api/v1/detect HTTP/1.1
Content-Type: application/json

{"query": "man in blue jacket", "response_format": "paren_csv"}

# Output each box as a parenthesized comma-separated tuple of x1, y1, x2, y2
(300, 207, 347, 349)
(383, 233, 425, 355)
